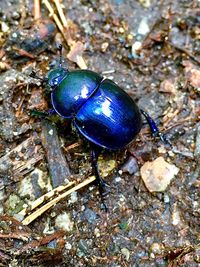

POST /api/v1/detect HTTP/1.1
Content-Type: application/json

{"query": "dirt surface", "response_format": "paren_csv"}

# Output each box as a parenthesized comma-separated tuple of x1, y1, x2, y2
(0, 0, 199, 266)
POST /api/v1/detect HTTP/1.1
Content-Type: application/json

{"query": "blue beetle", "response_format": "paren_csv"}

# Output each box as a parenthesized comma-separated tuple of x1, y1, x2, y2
(30, 45, 168, 209)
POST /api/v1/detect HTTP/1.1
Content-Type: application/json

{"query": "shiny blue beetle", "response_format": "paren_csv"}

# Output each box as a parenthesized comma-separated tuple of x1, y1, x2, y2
(49, 68, 142, 150)
(31, 45, 168, 210)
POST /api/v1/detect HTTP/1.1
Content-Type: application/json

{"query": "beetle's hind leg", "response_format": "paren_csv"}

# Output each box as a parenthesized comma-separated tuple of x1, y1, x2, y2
(140, 109, 172, 147)
(91, 145, 110, 211)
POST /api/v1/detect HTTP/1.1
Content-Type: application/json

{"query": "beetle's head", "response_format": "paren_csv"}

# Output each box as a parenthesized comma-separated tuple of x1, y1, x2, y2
(46, 68, 68, 90)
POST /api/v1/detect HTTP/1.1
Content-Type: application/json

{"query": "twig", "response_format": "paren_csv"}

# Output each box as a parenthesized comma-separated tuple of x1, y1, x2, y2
(18, 180, 76, 216)
(54, 0, 68, 27)
(42, 0, 64, 34)
(15, 96, 25, 118)
(34, 0, 41, 20)
(53, 0, 74, 46)
(63, 142, 81, 152)
(21, 175, 96, 225)
(42, 0, 87, 69)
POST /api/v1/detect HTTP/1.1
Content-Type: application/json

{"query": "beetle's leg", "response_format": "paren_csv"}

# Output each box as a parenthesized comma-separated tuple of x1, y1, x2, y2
(30, 108, 56, 118)
(57, 44, 63, 67)
(140, 109, 172, 146)
(91, 145, 110, 211)
(30, 71, 48, 83)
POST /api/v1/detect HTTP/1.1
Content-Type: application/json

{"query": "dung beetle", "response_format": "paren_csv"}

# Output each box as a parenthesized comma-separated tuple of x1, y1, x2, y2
(30, 45, 169, 210)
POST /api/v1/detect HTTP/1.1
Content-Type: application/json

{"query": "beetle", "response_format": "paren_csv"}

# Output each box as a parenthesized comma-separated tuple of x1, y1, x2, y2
(30, 45, 169, 209)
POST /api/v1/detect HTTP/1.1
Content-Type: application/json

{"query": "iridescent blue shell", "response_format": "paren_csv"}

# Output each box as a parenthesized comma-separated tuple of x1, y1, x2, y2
(74, 79, 142, 149)
(48, 69, 142, 149)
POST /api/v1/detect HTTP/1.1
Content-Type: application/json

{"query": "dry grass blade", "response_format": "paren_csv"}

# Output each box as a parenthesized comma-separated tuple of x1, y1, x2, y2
(18, 181, 76, 216)
(21, 176, 96, 225)
(42, 0, 87, 69)
(54, 0, 68, 27)
(42, 0, 64, 33)
(34, 0, 41, 20)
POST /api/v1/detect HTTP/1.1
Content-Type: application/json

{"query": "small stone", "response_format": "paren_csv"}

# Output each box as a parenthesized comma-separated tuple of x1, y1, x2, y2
(172, 204, 181, 226)
(188, 68, 200, 88)
(55, 212, 74, 232)
(65, 242, 72, 250)
(163, 194, 170, 203)
(121, 156, 139, 174)
(139, 0, 151, 8)
(118, 169, 123, 175)
(48, 129, 54, 135)
(119, 27, 124, 33)
(12, 32, 18, 38)
(150, 243, 164, 254)
(121, 247, 130, 261)
(94, 227, 100, 237)
(137, 18, 150, 35)
(183, 60, 200, 88)
(159, 79, 177, 94)
(115, 176, 122, 183)
(1, 22, 9, 32)
(101, 42, 109, 52)
(131, 41, 142, 58)
(68, 191, 78, 204)
(140, 157, 179, 192)
(83, 208, 98, 224)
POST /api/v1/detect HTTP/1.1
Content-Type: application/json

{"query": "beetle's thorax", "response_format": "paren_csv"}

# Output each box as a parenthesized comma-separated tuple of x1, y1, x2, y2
(51, 69, 103, 119)
(47, 68, 68, 90)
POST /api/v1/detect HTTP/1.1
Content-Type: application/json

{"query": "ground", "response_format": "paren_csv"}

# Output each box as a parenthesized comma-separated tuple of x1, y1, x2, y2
(0, 0, 199, 266)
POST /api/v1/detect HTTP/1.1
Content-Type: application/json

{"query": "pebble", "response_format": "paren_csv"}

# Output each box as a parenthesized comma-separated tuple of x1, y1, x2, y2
(150, 242, 164, 254)
(1, 21, 9, 32)
(55, 212, 74, 231)
(159, 79, 177, 95)
(83, 208, 98, 224)
(140, 157, 179, 192)
(65, 242, 72, 250)
(172, 204, 182, 226)
(115, 176, 122, 183)
(121, 247, 130, 261)
(121, 156, 139, 174)
(131, 41, 142, 58)
(68, 191, 78, 204)
(137, 18, 150, 35)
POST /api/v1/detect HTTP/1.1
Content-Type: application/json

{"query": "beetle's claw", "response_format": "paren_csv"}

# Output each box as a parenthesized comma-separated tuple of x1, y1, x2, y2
(100, 180, 110, 189)
(154, 132, 172, 148)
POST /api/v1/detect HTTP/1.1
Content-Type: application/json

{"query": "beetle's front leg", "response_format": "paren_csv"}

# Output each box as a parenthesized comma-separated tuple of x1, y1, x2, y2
(140, 109, 172, 147)
(30, 108, 56, 118)
(91, 145, 110, 211)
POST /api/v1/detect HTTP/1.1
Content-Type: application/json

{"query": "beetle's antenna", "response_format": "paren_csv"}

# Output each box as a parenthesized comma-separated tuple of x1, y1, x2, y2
(58, 44, 63, 67)
(30, 71, 47, 83)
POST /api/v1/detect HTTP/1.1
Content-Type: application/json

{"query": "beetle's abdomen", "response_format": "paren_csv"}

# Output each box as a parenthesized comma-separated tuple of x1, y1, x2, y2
(51, 70, 103, 118)
(75, 79, 142, 149)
